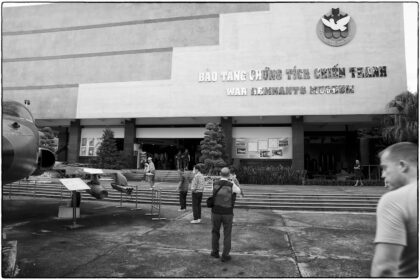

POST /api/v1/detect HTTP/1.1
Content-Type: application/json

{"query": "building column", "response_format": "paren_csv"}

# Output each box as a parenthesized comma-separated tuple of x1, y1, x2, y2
(124, 118, 136, 168)
(68, 120, 81, 163)
(56, 127, 69, 162)
(359, 137, 370, 165)
(221, 117, 233, 165)
(292, 116, 304, 170)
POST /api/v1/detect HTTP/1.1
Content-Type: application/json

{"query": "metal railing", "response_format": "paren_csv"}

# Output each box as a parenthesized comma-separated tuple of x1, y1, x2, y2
(361, 165, 381, 180)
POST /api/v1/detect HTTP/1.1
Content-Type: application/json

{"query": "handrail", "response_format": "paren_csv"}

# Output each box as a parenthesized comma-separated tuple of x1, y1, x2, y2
(361, 165, 381, 180)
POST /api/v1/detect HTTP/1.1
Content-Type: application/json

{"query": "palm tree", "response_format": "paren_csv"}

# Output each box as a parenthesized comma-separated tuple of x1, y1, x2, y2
(382, 91, 418, 144)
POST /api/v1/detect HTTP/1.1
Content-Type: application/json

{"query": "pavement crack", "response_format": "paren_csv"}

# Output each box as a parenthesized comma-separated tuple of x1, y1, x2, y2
(278, 214, 302, 277)
(60, 244, 121, 277)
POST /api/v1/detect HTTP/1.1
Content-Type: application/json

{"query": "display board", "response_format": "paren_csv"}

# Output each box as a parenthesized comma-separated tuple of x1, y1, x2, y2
(233, 137, 291, 159)
(59, 178, 91, 191)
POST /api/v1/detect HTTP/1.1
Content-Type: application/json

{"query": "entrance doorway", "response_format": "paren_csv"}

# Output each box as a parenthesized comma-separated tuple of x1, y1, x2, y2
(137, 138, 202, 170)
(304, 132, 358, 179)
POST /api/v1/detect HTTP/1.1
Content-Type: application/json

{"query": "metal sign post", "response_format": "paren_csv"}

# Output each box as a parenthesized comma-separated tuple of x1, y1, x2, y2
(145, 184, 166, 221)
(68, 191, 83, 230)
(130, 185, 142, 211)
(59, 178, 91, 230)
(117, 191, 124, 208)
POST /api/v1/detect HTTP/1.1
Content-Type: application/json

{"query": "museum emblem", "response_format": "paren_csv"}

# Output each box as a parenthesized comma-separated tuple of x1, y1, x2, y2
(317, 8, 356, 47)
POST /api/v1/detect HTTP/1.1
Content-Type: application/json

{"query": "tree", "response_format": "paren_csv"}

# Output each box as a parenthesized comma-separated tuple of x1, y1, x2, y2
(199, 123, 227, 175)
(382, 91, 418, 144)
(39, 127, 58, 152)
(96, 128, 121, 169)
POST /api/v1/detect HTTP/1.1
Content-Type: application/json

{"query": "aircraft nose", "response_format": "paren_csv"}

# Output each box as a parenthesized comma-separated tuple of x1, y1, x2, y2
(2, 136, 14, 172)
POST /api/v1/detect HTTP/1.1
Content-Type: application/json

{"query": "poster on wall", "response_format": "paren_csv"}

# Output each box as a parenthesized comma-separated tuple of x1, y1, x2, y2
(258, 140, 268, 150)
(80, 137, 101, 156)
(233, 137, 292, 159)
(248, 142, 258, 152)
(268, 138, 278, 148)
(80, 146, 87, 156)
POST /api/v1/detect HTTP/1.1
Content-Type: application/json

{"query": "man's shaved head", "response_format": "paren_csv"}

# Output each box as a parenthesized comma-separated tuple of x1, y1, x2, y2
(220, 167, 230, 178)
(379, 142, 418, 164)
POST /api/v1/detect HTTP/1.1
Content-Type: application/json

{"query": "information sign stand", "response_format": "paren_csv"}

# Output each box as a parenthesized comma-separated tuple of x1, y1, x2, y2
(67, 191, 83, 230)
(59, 178, 91, 230)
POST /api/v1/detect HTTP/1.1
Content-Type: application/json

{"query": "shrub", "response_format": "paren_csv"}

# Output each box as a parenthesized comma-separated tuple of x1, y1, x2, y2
(199, 123, 227, 175)
(236, 165, 306, 185)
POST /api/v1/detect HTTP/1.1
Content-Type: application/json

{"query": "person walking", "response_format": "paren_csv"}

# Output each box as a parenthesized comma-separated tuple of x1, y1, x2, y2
(210, 167, 242, 262)
(190, 164, 205, 223)
(371, 142, 418, 277)
(353, 159, 364, 186)
(144, 157, 156, 188)
(177, 169, 191, 211)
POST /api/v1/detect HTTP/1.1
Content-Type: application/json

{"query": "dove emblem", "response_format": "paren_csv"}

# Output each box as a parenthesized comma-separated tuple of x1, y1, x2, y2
(321, 15, 351, 31)
(317, 8, 355, 47)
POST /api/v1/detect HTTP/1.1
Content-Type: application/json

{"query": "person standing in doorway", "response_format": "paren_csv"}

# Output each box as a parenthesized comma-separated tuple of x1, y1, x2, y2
(371, 142, 418, 277)
(190, 164, 205, 223)
(175, 150, 182, 170)
(177, 169, 191, 211)
(210, 167, 242, 262)
(353, 159, 364, 187)
(182, 149, 190, 170)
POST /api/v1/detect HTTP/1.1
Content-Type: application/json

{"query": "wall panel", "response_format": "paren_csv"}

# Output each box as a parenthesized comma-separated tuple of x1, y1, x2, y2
(3, 18, 219, 59)
(2, 87, 78, 119)
(2, 3, 268, 32)
(3, 51, 172, 87)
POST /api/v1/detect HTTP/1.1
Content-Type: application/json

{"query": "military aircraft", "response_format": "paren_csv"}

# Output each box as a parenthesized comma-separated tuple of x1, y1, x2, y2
(2, 101, 56, 184)
(54, 163, 134, 199)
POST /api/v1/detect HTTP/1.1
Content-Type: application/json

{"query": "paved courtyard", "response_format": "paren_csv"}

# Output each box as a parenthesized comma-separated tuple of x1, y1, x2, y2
(2, 195, 377, 278)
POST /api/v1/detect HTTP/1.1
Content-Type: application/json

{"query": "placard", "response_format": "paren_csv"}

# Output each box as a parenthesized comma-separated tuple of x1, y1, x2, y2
(232, 137, 292, 159)
(248, 142, 258, 152)
(59, 178, 91, 191)
(258, 140, 268, 150)
(268, 138, 278, 148)
(83, 168, 104, 174)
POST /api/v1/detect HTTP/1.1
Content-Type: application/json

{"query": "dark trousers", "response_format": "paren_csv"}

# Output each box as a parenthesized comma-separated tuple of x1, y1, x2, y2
(179, 191, 188, 209)
(192, 192, 203, 220)
(211, 212, 233, 257)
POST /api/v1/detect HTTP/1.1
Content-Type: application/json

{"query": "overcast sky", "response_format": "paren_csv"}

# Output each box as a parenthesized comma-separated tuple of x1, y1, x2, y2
(2, 2, 419, 93)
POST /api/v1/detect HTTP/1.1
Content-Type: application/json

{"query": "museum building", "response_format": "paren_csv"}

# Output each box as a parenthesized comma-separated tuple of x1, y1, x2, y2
(2, 3, 407, 177)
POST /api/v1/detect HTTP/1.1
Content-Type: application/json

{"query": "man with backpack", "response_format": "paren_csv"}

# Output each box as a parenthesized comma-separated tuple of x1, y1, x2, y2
(210, 167, 243, 262)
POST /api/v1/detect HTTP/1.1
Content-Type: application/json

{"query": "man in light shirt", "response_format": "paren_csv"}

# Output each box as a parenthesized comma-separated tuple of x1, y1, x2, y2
(371, 142, 418, 277)
(210, 167, 243, 262)
(144, 157, 156, 188)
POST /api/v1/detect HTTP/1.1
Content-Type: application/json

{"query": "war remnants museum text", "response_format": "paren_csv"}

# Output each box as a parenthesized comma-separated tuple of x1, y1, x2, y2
(198, 66, 387, 96)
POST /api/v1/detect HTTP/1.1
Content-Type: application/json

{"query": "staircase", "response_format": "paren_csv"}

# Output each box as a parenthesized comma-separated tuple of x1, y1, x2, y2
(123, 170, 181, 182)
(2, 179, 382, 212)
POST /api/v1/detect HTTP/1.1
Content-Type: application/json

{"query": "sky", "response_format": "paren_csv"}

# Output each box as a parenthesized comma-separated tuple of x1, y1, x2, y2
(2, 1, 419, 93)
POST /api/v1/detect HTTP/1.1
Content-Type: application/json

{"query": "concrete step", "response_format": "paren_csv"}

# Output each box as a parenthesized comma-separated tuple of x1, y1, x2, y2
(4, 194, 378, 212)
(124, 170, 181, 182)
(4, 182, 383, 197)
(3, 181, 381, 212)
(4, 189, 379, 204)
(3, 187, 380, 204)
